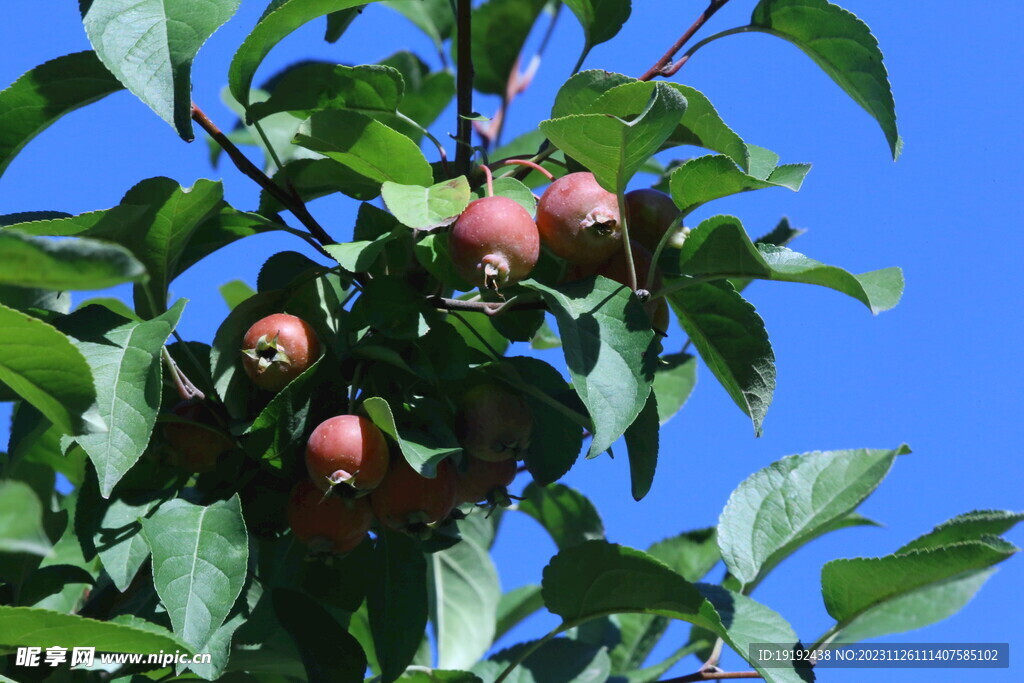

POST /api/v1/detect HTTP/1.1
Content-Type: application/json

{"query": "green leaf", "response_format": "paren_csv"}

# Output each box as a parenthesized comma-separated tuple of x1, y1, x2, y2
(219, 280, 256, 310)
(827, 568, 997, 645)
(229, 0, 380, 111)
(379, 51, 456, 142)
(241, 357, 323, 464)
(325, 234, 395, 273)
(652, 352, 696, 425)
(141, 496, 249, 651)
(295, 109, 433, 186)
(821, 538, 1019, 630)
(611, 529, 720, 673)
(750, 0, 901, 159)
(273, 587, 368, 681)
(897, 510, 1024, 554)
(362, 396, 461, 477)
(527, 279, 657, 458)
(0, 481, 51, 556)
(661, 84, 748, 170)
(674, 215, 904, 314)
(541, 541, 812, 683)
(491, 357, 584, 484)
(87, 488, 163, 592)
(541, 82, 687, 193)
(623, 391, 658, 501)
(562, 0, 632, 70)
(249, 63, 404, 120)
(550, 70, 632, 118)
(383, 176, 471, 230)
(668, 155, 809, 218)
(324, 6, 365, 42)
(484, 177, 538, 215)
(82, 0, 240, 140)
(517, 482, 604, 550)
(0, 606, 189, 652)
(0, 51, 123, 179)
(6, 177, 226, 317)
(0, 303, 104, 436)
(369, 528, 429, 683)
(7, 406, 86, 486)
(465, 0, 546, 95)
(429, 516, 500, 670)
(418, 235, 475, 293)
(667, 281, 774, 435)
(0, 230, 146, 291)
(495, 584, 545, 641)
(176, 206, 279, 276)
(480, 638, 612, 683)
(260, 158, 382, 213)
(718, 445, 909, 590)
(0, 286, 70, 318)
(58, 302, 185, 497)
(383, 0, 454, 52)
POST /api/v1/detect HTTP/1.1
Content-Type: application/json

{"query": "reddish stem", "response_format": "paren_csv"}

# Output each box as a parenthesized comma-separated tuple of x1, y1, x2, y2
(639, 0, 732, 81)
(501, 159, 555, 182)
(480, 164, 495, 197)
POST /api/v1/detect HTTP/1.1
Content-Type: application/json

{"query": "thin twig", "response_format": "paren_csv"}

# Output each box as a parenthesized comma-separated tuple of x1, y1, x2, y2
(639, 0, 732, 81)
(162, 347, 204, 401)
(427, 295, 547, 315)
(659, 671, 761, 683)
(190, 103, 335, 250)
(454, 0, 475, 176)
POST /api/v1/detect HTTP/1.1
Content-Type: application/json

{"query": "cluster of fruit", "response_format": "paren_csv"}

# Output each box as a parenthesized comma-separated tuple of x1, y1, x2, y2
(449, 171, 683, 333)
(164, 313, 530, 553)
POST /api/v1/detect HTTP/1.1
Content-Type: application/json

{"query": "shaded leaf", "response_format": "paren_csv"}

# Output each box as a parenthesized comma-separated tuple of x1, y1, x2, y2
(0, 230, 146, 291)
(468, 0, 547, 95)
(495, 584, 544, 642)
(368, 528, 429, 683)
(897, 510, 1024, 554)
(668, 154, 808, 217)
(273, 587, 368, 681)
(517, 482, 604, 550)
(623, 391, 658, 501)
(0, 481, 51, 556)
(652, 352, 696, 425)
(0, 606, 188, 652)
(667, 281, 774, 435)
(0, 52, 122, 179)
(562, 0, 632, 71)
(249, 62, 404, 120)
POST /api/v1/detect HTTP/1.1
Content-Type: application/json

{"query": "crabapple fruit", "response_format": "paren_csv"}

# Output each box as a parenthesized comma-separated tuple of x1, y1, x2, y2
(306, 415, 390, 493)
(241, 313, 321, 392)
(456, 456, 517, 505)
(370, 457, 458, 532)
(455, 382, 533, 462)
(624, 188, 684, 251)
(448, 196, 540, 290)
(287, 479, 373, 554)
(536, 172, 622, 266)
(163, 401, 234, 473)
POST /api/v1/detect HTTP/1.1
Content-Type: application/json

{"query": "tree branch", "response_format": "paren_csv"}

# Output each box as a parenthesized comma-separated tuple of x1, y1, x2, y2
(639, 0, 732, 81)
(190, 103, 335, 250)
(454, 0, 475, 176)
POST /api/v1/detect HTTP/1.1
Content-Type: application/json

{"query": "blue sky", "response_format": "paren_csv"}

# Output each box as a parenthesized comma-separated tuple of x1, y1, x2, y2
(1, 2, 1022, 680)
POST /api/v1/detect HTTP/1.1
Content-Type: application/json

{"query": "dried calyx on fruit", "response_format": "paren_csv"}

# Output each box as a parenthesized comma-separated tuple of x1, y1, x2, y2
(162, 400, 234, 473)
(287, 479, 373, 555)
(456, 456, 517, 507)
(624, 188, 685, 252)
(371, 457, 458, 538)
(305, 415, 390, 494)
(448, 195, 540, 290)
(455, 381, 534, 462)
(241, 313, 321, 392)
(536, 172, 622, 266)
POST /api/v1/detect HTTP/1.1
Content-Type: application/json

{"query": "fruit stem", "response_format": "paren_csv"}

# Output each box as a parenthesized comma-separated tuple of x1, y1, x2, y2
(454, 0, 475, 176)
(162, 347, 204, 401)
(617, 189, 640, 293)
(500, 159, 554, 181)
(647, 212, 686, 293)
(480, 163, 495, 197)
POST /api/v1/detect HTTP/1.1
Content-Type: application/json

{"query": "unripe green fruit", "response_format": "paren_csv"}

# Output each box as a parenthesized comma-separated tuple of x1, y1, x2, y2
(536, 172, 622, 266)
(456, 382, 533, 462)
(163, 401, 234, 473)
(305, 415, 390, 493)
(287, 479, 373, 554)
(371, 457, 458, 532)
(241, 313, 321, 392)
(448, 196, 540, 290)
(624, 188, 684, 252)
